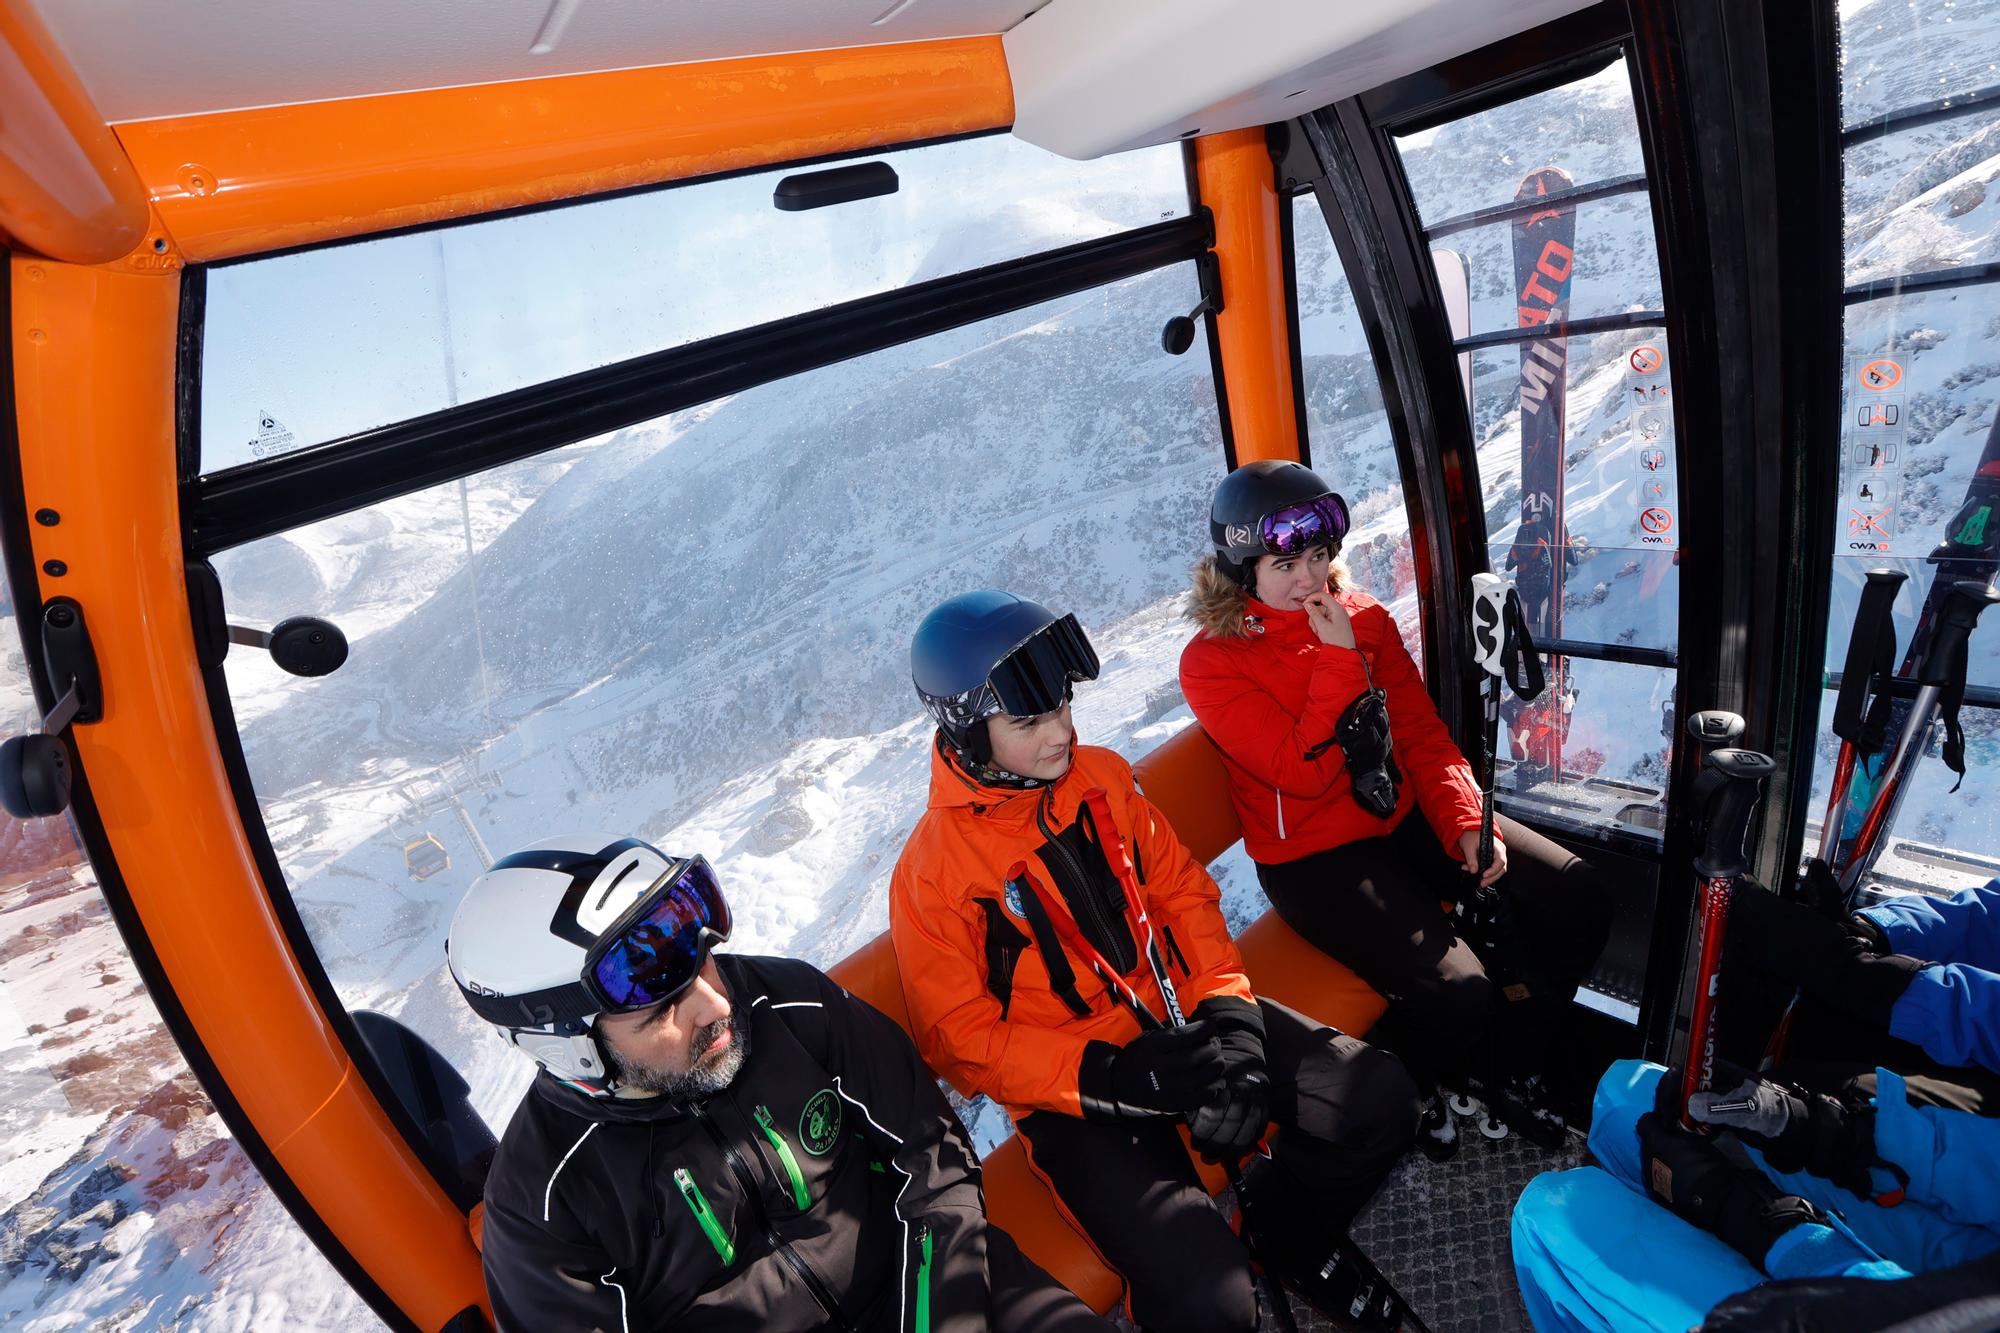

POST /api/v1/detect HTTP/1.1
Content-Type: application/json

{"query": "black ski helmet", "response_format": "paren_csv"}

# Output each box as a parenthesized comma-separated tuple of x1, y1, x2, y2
(911, 590, 1100, 760)
(1208, 460, 1348, 585)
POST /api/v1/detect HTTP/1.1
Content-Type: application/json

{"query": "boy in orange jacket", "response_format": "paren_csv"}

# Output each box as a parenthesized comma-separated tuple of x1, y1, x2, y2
(889, 590, 1419, 1333)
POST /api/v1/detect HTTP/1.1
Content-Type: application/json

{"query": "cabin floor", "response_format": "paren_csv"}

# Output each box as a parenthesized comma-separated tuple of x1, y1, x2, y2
(1186, 1118, 1589, 1332)
(1344, 1122, 1587, 1331)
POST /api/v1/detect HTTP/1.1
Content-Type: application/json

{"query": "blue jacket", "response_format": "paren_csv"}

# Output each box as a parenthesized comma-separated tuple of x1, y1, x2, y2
(1859, 877, 2000, 1074)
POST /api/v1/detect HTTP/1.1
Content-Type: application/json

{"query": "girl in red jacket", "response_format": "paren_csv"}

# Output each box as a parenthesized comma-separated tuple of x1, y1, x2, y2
(1179, 460, 1612, 1157)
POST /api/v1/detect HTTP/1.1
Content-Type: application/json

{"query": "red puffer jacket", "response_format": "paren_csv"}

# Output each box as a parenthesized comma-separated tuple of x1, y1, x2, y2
(1178, 560, 1484, 865)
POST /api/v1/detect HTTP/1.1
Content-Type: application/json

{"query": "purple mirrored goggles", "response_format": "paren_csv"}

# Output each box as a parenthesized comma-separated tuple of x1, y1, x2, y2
(1258, 494, 1350, 558)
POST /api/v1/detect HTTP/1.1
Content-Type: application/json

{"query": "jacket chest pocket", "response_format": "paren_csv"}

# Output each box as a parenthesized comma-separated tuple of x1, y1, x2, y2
(748, 1093, 856, 1216)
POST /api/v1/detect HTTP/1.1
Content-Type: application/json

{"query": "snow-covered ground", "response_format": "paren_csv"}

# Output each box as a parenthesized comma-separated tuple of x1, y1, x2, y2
(3, 4, 1998, 1326)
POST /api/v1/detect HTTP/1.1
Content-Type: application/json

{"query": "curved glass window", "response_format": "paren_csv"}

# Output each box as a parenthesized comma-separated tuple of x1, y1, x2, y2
(215, 261, 1229, 1143)
(198, 134, 1190, 473)
(1806, 0, 2000, 893)
(1395, 60, 1679, 840)
(0, 620, 385, 1327)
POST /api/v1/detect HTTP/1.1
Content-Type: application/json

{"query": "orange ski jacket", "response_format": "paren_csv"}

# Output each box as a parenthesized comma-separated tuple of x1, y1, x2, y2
(890, 739, 1255, 1123)
(1179, 580, 1485, 866)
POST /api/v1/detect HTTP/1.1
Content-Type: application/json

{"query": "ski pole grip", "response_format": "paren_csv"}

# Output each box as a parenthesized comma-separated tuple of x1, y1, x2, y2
(1691, 748, 1776, 880)
(1831, 569, 1908, 741)
(1918, 582, 2000, 687)
(1685, 710, 1745, 750)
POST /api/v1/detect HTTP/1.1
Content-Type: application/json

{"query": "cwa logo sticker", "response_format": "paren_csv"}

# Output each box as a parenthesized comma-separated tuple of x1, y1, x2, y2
(800, 1089, 842, 1156)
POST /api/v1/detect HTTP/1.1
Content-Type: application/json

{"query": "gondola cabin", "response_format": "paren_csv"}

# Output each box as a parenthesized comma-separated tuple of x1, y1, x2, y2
(0, 0, 1996, 1328)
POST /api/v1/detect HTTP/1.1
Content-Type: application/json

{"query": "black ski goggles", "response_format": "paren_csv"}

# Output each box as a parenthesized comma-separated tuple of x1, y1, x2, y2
(988, 613, 1101, 718)
(583, 856, 733, 1014)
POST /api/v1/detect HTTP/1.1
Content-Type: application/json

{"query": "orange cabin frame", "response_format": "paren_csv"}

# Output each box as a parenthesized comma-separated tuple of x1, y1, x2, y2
(6, 31, 1304, 1329)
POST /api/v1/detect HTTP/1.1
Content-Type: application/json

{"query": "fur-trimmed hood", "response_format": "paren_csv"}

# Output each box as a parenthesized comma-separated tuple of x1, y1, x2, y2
(1184, 554, 1348, 639)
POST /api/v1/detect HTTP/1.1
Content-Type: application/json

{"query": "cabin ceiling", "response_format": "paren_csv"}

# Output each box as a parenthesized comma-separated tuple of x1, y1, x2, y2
(33, 0, 1054, 123)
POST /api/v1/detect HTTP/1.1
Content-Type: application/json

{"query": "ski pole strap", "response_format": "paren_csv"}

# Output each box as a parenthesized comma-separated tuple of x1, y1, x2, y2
(1078, 787, 1186, 1025)
(1923, 582, 2000, 792)
(1007, 869, 1094, 1019)
(1831, 568, 1906, 751)
(1691, 749, 1777, 881)
(1007, 861, 1163, 1031)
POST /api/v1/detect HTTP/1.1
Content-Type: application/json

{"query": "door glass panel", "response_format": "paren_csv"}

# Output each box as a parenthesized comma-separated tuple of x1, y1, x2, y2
(199, 134, 1190, 473)
(1809, 0, 2000, 894)
(1290, 193, 1424, 671)
(1395, 62, 1680, 843)
(215, 263, 1228, 1146)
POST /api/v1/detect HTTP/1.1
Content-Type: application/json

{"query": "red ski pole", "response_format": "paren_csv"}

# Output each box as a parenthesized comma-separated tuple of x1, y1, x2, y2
(1678, 746, 1775, 1130)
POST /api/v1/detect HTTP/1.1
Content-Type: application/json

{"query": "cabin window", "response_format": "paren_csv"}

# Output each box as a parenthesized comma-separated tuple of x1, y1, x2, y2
(1290, 193, 1425, 673)
(211, 258, 1227, 1138)
(1803, 0, 2000, 895)
(195, 134, 1190, 474)
(1393, 61, 1679, 845)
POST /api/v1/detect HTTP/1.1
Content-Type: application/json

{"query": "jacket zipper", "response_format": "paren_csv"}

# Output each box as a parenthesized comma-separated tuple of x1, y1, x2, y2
(1036, 793, 1129, 972)
(673, 1167, 736, 1265)
(913, 1221, 934, 1333)
(753, 1104, 812, 1211)
(1275, 788, 1287, 840)
(691, 1101, 852, 1330)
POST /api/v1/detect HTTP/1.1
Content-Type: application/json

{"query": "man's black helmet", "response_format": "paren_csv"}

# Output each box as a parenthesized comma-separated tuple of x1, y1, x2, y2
(911, 590, 1100, 758)
(1208, 460, 1350, 585)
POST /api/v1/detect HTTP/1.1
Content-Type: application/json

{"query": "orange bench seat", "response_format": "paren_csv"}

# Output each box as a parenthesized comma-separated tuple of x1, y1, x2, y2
(828, 724, 1388, 1311)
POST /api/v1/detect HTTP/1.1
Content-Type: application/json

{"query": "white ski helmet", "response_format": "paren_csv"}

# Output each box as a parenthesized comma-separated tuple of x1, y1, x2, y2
(445, 835, 732, 1093)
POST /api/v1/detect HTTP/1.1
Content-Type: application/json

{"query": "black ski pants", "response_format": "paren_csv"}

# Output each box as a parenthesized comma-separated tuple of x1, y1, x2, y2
(984, 1220, 1119, 1333)
(1016, 1000, 1417, 1333)
(1255, 810, 1614, 1089)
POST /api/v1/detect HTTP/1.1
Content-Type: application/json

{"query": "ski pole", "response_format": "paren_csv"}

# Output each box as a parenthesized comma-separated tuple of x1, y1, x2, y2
(1679, 747, 1777, 1131)
(1837, 581, 2000, 899)
(1815, 569, 1906, 877)
(1005, 858, 1303, 1333)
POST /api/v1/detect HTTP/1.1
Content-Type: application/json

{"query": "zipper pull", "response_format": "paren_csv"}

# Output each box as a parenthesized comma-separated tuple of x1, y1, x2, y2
(674, 1167, 736, 1266)
(753, 1104, 813, 1211)
(913, 1222, 934, 1333)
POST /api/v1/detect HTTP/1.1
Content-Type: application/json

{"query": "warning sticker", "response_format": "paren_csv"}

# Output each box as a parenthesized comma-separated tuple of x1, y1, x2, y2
(1629, 346, 1663, 375)
(1857, 358, 1903, 391)
(1846, 507, 1894, 548)
(1638, 447, 1669, 473)
(248, 413, 297, 460)
(1638, 505, 1676, 547)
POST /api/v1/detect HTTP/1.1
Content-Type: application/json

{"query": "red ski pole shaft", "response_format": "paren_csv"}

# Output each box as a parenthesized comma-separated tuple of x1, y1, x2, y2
(1676, 747, 1774, 1131)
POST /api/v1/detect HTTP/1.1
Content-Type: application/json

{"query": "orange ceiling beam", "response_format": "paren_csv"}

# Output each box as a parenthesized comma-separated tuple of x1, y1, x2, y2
(116, 36, 1016, 263)
(0, 0, 151, 264)
(1195, 129, 1300, 465)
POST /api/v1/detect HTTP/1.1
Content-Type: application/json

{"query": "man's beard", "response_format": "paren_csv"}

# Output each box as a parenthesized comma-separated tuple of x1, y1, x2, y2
(608, 1010, 750, 1098)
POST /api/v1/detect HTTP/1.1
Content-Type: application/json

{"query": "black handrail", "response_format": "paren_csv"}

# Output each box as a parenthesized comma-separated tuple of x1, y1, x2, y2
(1422, 172, 1649, 240)
(1453, 309, 1664, 353)
(1537, 635, 1678, 670)
(1842, 83, 2000, 147)
(1844, 260, 2000, 306)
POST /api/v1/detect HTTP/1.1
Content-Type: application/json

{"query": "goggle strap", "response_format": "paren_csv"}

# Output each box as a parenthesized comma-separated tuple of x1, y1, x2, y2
(457, 977, 599, 1030)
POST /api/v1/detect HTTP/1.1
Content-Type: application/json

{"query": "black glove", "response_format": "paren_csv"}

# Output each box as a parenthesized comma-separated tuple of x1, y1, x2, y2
(1189, 1070, 1270, 1163)
(1727, 889, 1924, 1027)
(1186, 996, 1271, 1162)
(1192, 996, 1267, 1074)
(1079, 1020, 1224, 1121)
(1636, 1111, 1820, 1271)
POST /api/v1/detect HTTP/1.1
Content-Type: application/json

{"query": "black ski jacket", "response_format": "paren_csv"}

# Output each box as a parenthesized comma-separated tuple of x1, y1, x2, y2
(479, 953, 994, 1332)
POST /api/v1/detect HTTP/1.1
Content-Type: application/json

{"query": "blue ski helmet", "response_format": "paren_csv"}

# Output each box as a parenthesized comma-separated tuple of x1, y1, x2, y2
(911, 591, 1100, 755)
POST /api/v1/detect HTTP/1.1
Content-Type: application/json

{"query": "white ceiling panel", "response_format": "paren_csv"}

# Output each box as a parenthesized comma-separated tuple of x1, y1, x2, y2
(33, 0, 1048, 123)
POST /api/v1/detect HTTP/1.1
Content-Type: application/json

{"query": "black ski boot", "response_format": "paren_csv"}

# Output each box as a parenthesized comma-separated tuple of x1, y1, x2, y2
(1483, 1073, 1568, 1149)
(1278, 1236, 1405, 1330)
(1415, 1091, 1459, 1162)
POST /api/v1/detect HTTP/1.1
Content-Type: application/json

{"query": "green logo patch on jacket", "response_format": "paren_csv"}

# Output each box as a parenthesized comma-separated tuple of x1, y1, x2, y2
(800, 1089, 842, 1156)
